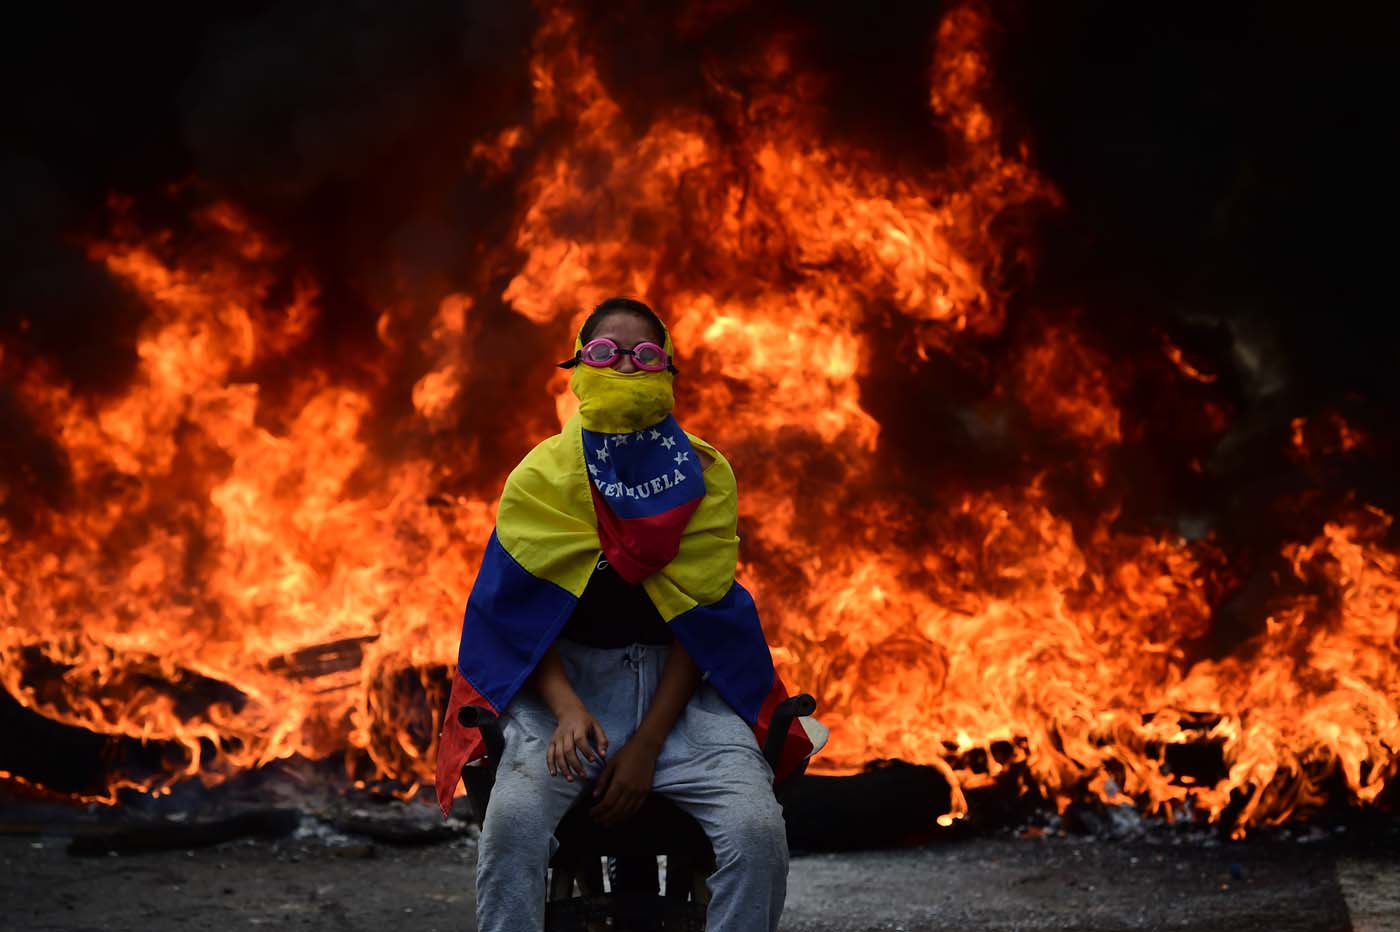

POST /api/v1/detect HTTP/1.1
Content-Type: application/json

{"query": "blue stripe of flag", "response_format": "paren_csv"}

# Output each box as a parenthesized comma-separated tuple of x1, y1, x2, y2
(581, 414, 705, 520)
(668, 581, 776, 724)
(456, 530, 579, 712)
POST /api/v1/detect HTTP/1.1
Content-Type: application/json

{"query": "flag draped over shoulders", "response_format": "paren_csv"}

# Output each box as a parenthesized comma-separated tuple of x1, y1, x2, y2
(434, 413, 811, 816)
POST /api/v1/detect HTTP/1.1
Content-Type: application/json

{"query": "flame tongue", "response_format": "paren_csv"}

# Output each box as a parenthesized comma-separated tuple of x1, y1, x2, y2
(2, 0, 1396, 833)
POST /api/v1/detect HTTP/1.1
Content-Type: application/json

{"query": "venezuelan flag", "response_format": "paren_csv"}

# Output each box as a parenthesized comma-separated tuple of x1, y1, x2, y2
(434, 414, 811, 816)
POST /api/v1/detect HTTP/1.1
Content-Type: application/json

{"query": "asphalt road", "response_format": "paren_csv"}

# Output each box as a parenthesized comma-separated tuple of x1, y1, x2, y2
(4, 828, 1392, 931)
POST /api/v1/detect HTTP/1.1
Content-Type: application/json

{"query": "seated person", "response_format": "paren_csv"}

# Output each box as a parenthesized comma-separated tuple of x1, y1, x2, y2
(435, 297, 811, 932)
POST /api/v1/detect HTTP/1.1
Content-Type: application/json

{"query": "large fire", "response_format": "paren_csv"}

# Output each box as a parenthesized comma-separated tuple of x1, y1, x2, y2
(1, 1, 1395, 836)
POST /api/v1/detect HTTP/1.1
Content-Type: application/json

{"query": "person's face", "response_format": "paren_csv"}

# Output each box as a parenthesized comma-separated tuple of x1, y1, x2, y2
(589, 313, 663, 374)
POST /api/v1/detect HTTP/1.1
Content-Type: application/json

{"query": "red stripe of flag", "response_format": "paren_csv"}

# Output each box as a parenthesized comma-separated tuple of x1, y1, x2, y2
(590, 483, 701, 584)
(435, 668, 496, 817)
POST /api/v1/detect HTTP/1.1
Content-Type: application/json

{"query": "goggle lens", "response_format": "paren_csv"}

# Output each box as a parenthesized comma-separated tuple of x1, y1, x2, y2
(633, 344, 665, 369)
(583, 341, 618, 364)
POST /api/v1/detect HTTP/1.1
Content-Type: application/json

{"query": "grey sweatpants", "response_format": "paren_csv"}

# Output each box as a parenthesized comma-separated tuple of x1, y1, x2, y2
(475, 639, 788, 932)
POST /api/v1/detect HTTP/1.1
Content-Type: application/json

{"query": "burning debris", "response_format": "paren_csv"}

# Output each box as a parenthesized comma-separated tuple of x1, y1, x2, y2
(1, 0, 1396, 843)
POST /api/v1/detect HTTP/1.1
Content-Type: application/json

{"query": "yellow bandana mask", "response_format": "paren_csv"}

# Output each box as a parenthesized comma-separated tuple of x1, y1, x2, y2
(567, 331, 676, 434)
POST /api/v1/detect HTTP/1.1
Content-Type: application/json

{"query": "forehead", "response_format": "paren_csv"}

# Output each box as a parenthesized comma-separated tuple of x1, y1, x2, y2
(591, 312, 661, 346)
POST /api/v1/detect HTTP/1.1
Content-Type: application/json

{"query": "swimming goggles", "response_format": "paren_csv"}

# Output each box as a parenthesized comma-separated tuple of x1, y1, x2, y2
(557, 338, 677, 373)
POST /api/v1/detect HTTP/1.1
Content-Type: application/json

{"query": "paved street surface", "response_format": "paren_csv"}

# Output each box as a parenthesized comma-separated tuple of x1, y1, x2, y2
(5, 827, 1392, 931)
(1336, 858, 1400, 932)
(781, 840, 1356, 932)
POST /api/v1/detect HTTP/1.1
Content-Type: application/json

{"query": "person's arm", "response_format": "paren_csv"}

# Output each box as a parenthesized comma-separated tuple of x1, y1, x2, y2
(531, 643, 609, 781)
(590, 640, 701, 825)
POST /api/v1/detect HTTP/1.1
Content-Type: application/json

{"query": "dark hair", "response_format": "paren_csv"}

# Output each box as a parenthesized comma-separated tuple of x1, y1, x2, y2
(579, 297, 667, 346)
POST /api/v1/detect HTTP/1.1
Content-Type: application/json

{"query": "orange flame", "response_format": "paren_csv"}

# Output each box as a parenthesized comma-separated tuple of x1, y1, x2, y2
(2, 1, 1395, 834)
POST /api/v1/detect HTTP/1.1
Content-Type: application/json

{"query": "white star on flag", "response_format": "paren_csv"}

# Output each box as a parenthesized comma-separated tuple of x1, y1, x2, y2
(674, 451, 690, 465)
(588, 463, 599, 476)
(595, 447, 609, 461)
(649, 429, 662, 440)
(614, 434, 629, 446)
(661, 436, 676, 449)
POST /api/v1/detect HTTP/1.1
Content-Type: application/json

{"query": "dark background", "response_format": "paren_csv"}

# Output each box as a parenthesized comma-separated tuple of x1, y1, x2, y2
(2, 0, 1395, 523)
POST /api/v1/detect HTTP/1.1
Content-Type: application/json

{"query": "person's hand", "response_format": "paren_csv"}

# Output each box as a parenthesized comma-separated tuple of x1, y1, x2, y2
(547, 705, 608, 781)
(590, 736, 660, 826)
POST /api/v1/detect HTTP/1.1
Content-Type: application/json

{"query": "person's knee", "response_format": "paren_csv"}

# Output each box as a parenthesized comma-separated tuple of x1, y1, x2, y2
(715, 798, 788, 866)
